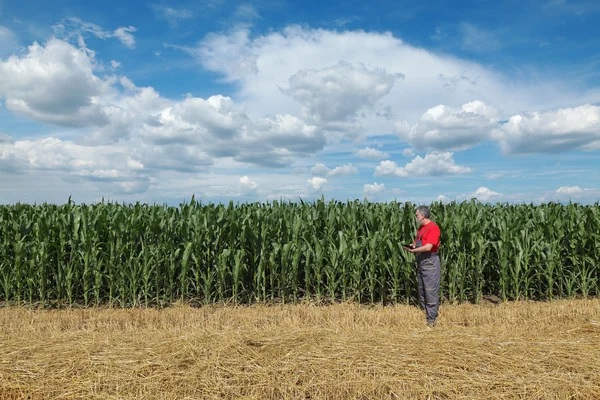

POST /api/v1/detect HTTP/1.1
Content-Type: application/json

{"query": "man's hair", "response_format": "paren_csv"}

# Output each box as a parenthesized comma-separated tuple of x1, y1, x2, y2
(416, 205, 431, 219)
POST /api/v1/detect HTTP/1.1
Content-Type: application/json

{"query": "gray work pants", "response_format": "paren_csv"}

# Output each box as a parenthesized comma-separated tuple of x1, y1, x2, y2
(417, 253, 441, 324)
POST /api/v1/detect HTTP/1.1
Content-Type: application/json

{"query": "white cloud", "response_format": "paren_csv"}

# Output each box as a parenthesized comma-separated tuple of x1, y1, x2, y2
(4, 26, 600, 204)
(363, 182, 385, 196)
(402, 148, 415, 157)
(310, 162, 330, 176)
(151, 5, 194, 26)
(356, 146, 390, 160)
(374, 152, 472, 177)
(194, 26, 600, 141)
(435, 194, 451, 203)
(556, 186, 583, 195)
(492, 104, 600, 154)
(310, 162, 358, 177)
(0, 37, 327, 174)
(281, 62, 401, 136)
(329, 163, 358, 177)
(112, 27, 137, 49)
(238, 176, 258, 196)
(307, 177, 327, 192)
(0, 137, 149, 193)
(472, 187, 501, 201)
(139, 96, 325, 167)
(457, 187, 502, 202)
(194, 28, 259, 83)
(134, 143, 213, 173)
(140, 95, 249, 144)
(0, 39, 113, 127)
(53, 18, 137, 48)
(537, 186, 600, 204)
(0, 133, 13, 144)
(396, 101, 499, 151)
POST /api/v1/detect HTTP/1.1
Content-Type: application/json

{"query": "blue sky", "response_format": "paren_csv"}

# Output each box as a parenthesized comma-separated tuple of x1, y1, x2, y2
(1, 0, 600, 205)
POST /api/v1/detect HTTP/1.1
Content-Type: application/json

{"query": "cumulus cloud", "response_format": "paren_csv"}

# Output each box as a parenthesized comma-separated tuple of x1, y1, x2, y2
(4, 26, 600, 203)
(195, 28, 259, 83)
(435, 194, 451, 203)
(140, 95, 248, 144)
(0, 39, 113, 127)
(133, 143, 213, 173)
(536, 186, 600, 204)
(281, 62, 401, 135)
(138, 96, 325, 167)
(310, 162, 358, 177)
(238, 176, 258, 196)
(556, 186, 583, 195)
(492, 104, 600, 154)
(402, 148, 415, 157)
(395, 101, 499, 151)
(363, 182, 385, 197)
(307, 177, 327, 192)
(194, 26, 600, 143)
(356, 146, 390, 160)
(0, 38, 328, 171)
(374, 152, 472, 177)
(310, 163, 330, 176)
(0, 40, 168, 144)
(0, 137, 149, 193)
(329, 164, 359, 177)
(468, 187, 501, 202)
(0, 36, 333, 197)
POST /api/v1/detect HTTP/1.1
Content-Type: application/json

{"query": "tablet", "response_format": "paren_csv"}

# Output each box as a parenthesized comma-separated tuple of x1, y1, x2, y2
(401, 243, 414, 249)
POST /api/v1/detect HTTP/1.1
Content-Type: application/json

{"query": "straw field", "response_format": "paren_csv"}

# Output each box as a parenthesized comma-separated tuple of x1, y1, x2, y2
(1, 299, 599, 399)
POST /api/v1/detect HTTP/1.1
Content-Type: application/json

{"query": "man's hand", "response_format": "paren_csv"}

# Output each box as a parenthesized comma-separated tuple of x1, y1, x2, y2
(402, 243, 416, 251)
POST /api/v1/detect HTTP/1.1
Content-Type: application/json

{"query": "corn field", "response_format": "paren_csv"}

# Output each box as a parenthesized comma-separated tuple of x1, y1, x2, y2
(0, 198, 599, 307)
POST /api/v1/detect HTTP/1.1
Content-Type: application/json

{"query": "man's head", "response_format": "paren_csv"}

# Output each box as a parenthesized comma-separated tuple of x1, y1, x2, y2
(415, 205, 431, 226)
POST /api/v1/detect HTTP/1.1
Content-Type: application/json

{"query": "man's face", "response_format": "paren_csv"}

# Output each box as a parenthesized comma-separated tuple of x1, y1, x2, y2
(415, 211, 424, 225)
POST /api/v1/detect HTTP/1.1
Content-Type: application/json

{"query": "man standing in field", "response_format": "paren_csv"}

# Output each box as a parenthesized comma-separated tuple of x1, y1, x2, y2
(405, 205, 441, 327)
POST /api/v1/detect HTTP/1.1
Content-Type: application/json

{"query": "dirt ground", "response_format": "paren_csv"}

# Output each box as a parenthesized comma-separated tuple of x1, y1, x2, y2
(1, 299, 599, 399)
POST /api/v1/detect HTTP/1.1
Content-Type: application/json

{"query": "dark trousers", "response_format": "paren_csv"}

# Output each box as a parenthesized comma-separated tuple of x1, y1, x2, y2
(417, 254, 441, 324)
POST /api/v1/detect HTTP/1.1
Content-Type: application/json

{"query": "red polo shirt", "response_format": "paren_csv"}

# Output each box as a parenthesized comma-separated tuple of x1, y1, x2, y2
(416, 222, 440, 253)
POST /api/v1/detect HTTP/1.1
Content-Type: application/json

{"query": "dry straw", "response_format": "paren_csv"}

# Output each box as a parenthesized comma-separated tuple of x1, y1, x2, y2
(1, 299, 599, 399)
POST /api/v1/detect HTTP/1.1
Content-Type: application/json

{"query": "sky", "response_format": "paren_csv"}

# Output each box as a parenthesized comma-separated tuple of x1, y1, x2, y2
(1, 0, 600, 205)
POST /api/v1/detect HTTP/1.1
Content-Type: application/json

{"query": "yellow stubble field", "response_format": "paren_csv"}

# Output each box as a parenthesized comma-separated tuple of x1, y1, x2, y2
(1, 299, 599, 399)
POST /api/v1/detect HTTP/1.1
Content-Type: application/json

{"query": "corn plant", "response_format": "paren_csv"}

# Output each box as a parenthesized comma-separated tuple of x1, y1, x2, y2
(0, 198, 598, 307)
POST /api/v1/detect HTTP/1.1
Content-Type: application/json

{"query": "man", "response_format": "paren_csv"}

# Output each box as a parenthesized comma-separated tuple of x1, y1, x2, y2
(404, 205, 441, 327)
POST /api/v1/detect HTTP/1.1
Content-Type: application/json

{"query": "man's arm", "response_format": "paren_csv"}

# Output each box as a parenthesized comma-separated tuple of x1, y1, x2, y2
(409, 243, 433, 253)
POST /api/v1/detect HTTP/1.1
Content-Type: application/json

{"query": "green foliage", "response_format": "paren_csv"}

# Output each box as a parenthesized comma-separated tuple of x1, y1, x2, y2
(0, 199, 598, 307)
